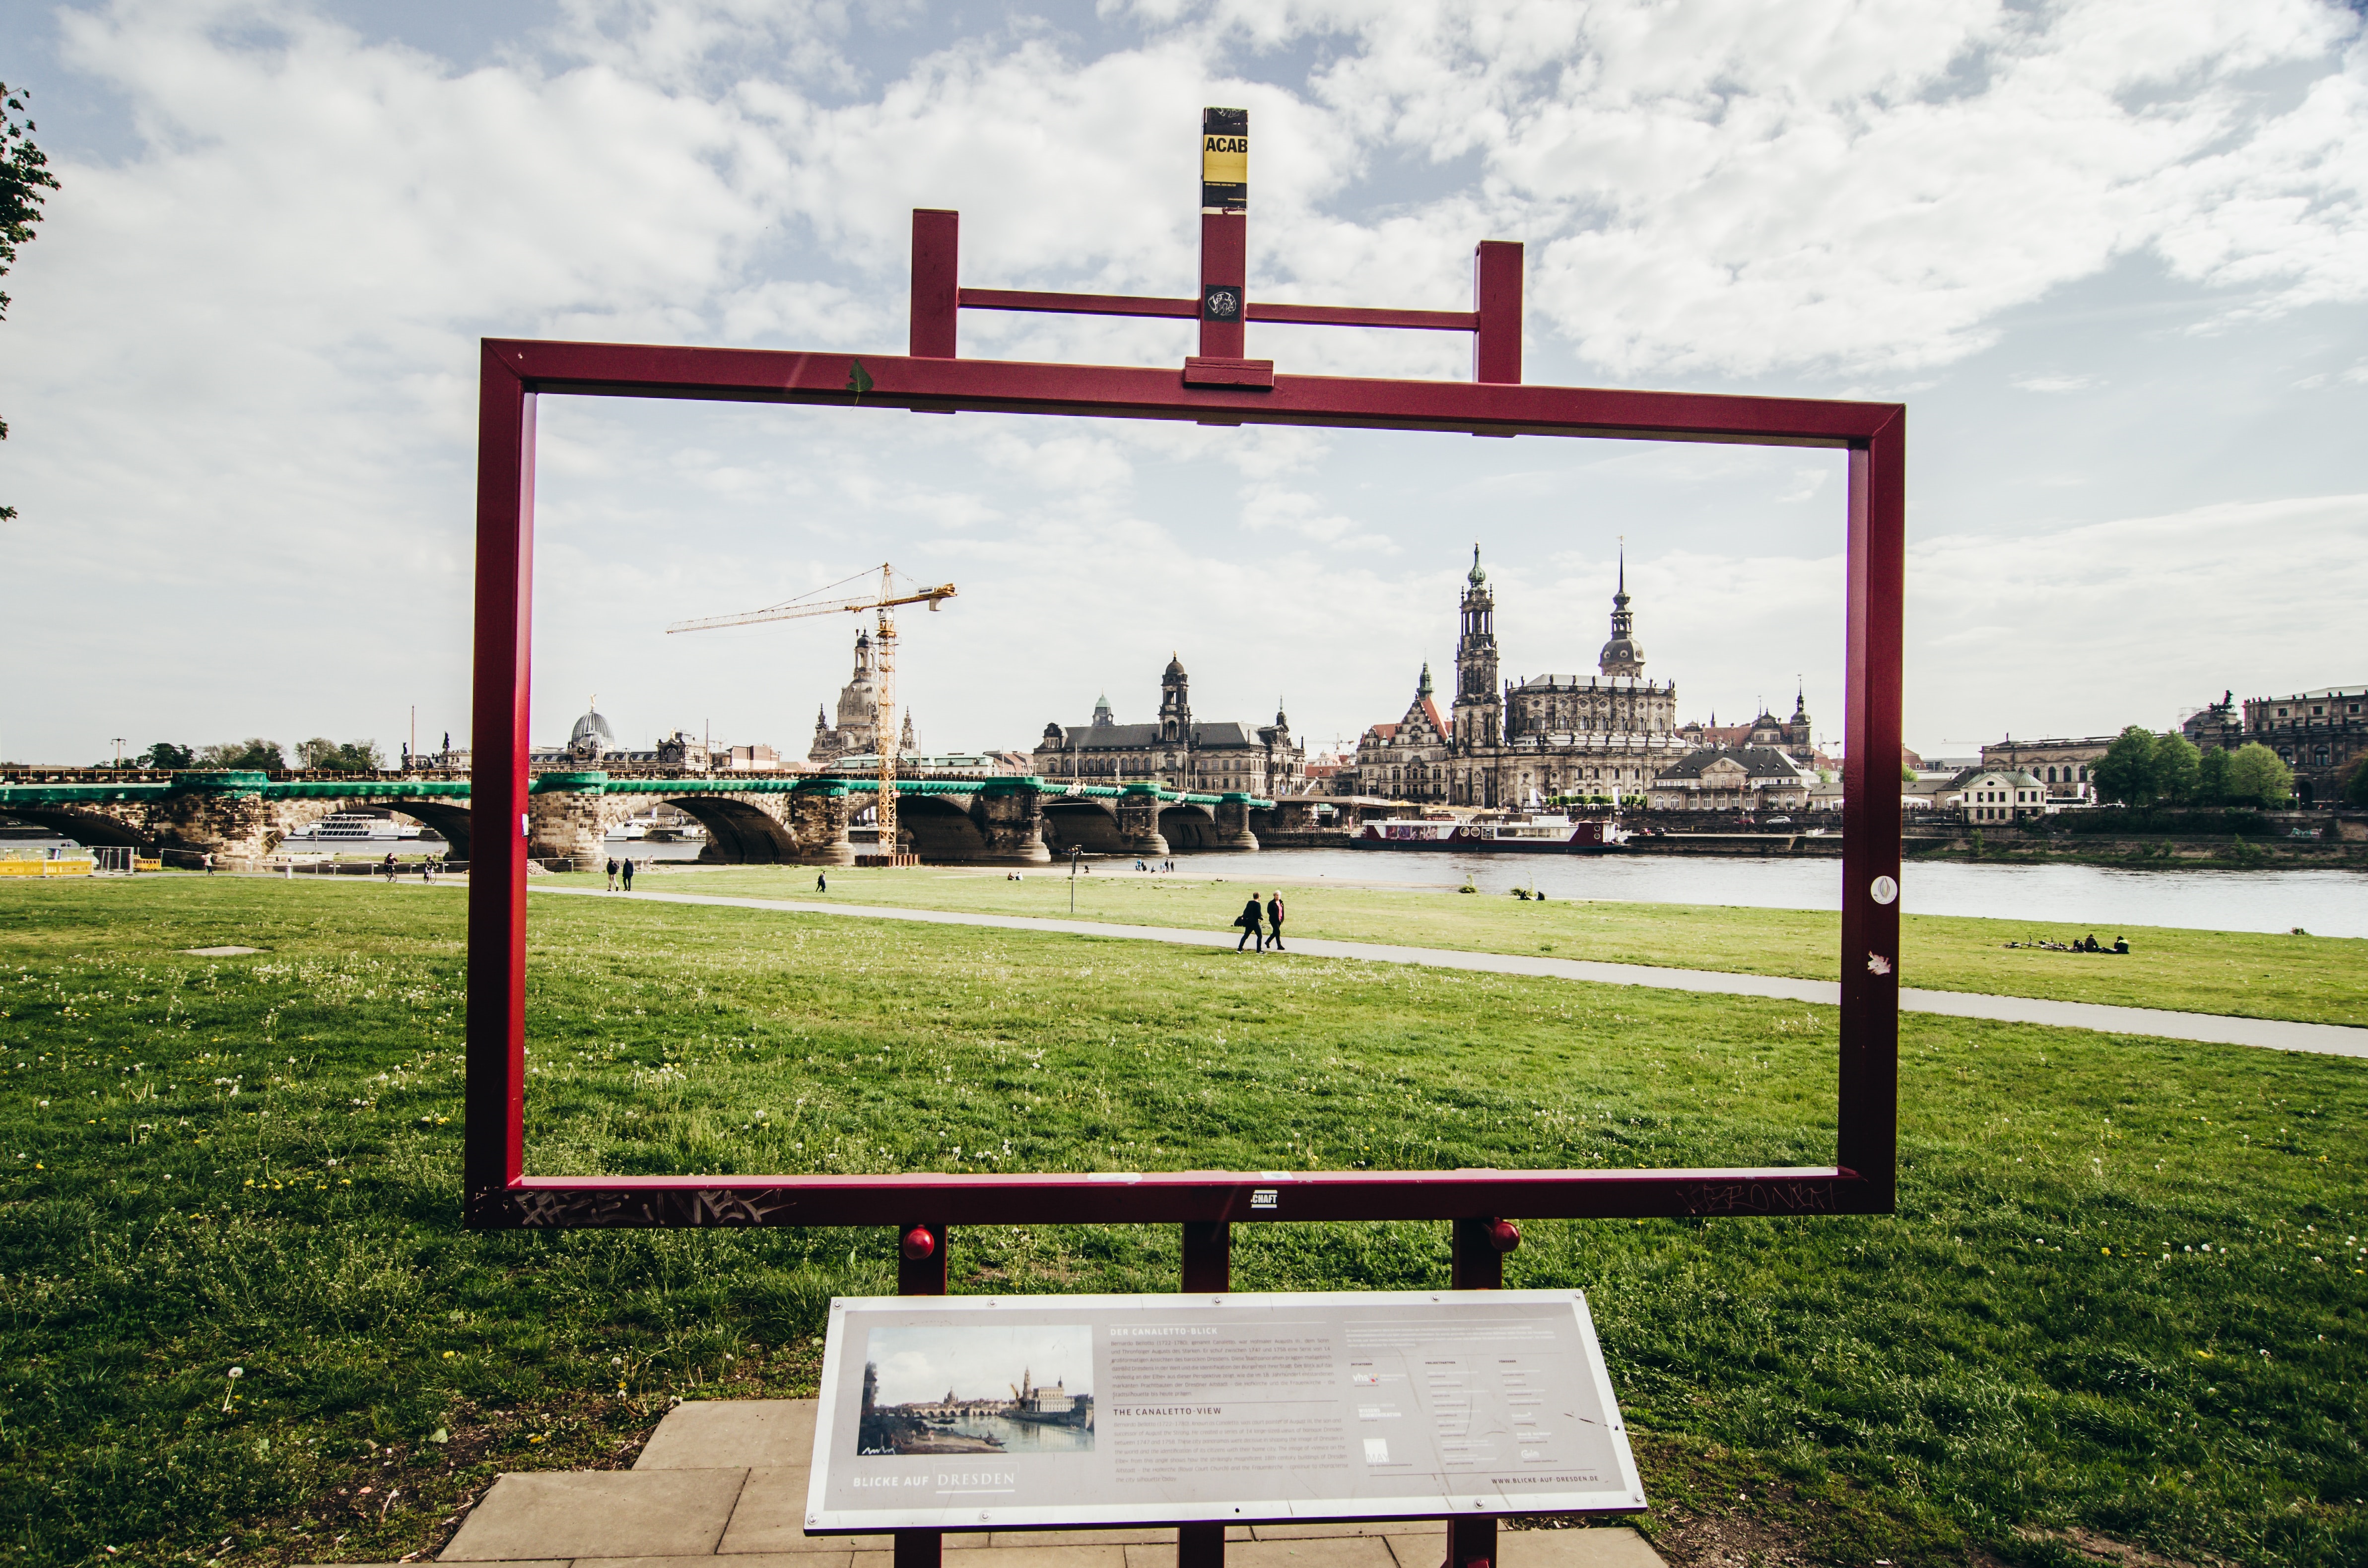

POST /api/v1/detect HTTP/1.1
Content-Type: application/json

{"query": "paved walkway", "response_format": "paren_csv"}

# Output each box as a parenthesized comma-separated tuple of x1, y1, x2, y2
(336, 1398, 1663, 1568)
(532, 886, 2367, 1058)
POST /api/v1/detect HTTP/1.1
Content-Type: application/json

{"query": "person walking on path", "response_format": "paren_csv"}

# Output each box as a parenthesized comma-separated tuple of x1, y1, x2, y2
(202, 851, 215, 877)
(383, 851, 398, 884)
(606, 856, 619, 892)
(1265, 891, 1286, 951)
(1233, 895, 1265, 952)
(619, 857, 635, 893)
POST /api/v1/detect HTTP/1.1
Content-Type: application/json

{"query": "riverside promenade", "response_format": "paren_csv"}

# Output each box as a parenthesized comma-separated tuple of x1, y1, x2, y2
(532, 886, 2368, 1058)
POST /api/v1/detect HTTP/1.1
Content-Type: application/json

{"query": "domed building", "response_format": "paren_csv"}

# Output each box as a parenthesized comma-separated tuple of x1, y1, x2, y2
(810, 628, 917, 764)
(566, 701, 615, 762)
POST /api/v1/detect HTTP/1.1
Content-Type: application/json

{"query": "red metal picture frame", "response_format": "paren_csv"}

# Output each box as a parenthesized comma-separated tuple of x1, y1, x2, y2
(465, 203, 1901, 1568)
(465, 209, 1904, 1241)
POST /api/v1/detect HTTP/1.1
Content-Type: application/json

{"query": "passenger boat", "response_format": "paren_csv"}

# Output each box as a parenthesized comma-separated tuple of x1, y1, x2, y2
(288, 812, 419, 842)
(1356, 813, 1626, 854)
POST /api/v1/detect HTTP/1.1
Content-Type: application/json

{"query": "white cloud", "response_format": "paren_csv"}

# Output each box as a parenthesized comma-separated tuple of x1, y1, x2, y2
(1, 0, 2363, 765)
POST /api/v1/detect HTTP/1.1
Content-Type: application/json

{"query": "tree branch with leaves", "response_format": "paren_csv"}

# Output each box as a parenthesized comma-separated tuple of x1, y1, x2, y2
(0, 83, 62, 522)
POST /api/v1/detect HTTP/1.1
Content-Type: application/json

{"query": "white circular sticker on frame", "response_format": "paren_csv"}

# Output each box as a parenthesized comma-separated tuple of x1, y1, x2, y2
(1870, 875, 1899, 906)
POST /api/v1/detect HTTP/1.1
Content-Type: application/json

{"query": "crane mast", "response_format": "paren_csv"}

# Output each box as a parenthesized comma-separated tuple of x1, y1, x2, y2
(664, 566, 957, 862)
(871, 564, 901, 855)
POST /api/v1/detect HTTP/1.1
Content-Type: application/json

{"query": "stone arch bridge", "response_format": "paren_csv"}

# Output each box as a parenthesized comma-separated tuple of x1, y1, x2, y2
(0, 770, 1295, 870)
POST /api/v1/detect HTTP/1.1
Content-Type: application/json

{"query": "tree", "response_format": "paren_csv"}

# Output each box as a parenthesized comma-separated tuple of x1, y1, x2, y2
(0, 84, 61, 523)
(2152, 730, 2201, 803)
(198, 738, 286, 771)
(139, 742, 196, 770)
(297, 737, 385, 773)
(2197, 745, 2233, 803)
(2222, 743, 2294, 808)
(2343, 755, 2368, 810)
(2090, 725, 2160, 805)
(1898, 762, 1917, 784)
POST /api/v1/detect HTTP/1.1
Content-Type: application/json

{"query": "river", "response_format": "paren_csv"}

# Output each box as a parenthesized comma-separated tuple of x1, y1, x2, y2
(1065, 848, 2368, 938)
(6, 833, 2361, 937)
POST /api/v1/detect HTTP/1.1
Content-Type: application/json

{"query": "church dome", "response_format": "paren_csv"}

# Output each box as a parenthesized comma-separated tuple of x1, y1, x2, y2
(1598, 634, 1643, 669)
(569, 709, 613, 746)
(1467, 544, 1487, 586)
(1164, 653, 1186, 678)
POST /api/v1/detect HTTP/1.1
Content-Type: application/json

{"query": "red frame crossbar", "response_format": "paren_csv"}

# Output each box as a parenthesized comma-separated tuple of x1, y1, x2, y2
(467, 201, 1901, 1566)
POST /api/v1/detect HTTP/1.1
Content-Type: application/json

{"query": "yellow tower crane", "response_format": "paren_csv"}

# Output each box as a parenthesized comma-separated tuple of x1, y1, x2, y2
(665, 565, 957, 858)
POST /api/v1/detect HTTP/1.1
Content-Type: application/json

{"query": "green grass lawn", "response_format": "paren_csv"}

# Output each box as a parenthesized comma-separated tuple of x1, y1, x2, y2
(600, 862, 2368, 1028)
(1, 877, 2363, 1568)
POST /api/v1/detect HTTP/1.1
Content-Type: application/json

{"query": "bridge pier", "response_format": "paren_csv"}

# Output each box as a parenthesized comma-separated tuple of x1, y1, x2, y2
(789, 786, 856, 866)
(529, 777, 616, 872)
(1211, 793, 1260, 852)
(973, 780, 1051, 865)
(1116, 785, 1169, 857)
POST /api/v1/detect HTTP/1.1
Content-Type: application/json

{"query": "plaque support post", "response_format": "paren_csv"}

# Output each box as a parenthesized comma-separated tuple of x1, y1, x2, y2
(1446, 1218, 1516, 1568)
(1179, 1221, 1231, 1568)
(896, 1223, 948, 1568)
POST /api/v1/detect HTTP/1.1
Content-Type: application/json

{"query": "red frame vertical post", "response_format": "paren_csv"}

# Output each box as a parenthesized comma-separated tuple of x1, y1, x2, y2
(464, 343, 535, 1218)
(1201, 214, 1246, 359)
(911, 210, 960, 359)
(1472, 243, 1522, 385)
(896, 1222, 948, 1568)
(1837, 414, 1905, 1209)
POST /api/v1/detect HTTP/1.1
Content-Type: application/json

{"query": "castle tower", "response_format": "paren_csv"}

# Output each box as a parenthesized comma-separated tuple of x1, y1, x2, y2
(1452, 544, 1502, 750)
(1158, 654, 1192, 745)
(1597, 547, 1646, 678)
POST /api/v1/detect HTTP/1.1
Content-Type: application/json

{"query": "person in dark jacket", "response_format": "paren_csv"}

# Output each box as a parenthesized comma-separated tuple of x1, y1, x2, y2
(620, 857, 636, 892)
(606, 856, 619, 892)
(1265, 891, 1286, 950)
(1234, 896, 1264, 951)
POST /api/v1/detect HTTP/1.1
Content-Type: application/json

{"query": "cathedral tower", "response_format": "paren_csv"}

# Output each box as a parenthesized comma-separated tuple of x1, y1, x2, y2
(1597, 547, 1646, 678)
(1453, 544, 1502, 749)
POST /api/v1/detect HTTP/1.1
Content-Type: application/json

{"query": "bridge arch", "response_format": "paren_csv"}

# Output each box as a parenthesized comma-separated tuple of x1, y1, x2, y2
(1157, 802, 1218, 852)
(657, 795, 801, 864)
(895, 794, 989, 862)
(1, 805, 149, 849)
(1041, 797, 1126, 854)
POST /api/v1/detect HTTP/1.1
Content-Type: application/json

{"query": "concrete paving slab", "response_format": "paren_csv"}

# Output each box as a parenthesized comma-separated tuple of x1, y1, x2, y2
(1208, 1538, 1399, 1568)
(720, 1467, 888, 1556)
(584, 1559, 851, 1568)
(641, 1400, 819, 1471)
(989, 1531, 1177, 1547)
(1491, 1528, 1662, 1568)
(930, 1549, 1124, 1568)
(440, 1470, 747, 1561)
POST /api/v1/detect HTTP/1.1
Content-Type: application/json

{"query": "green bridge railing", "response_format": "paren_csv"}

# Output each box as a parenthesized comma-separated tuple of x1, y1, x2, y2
(0, 771, 1274, 811)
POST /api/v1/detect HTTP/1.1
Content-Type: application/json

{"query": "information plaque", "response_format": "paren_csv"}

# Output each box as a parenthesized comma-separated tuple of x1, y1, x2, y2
(805, 1290, 1645, 1533)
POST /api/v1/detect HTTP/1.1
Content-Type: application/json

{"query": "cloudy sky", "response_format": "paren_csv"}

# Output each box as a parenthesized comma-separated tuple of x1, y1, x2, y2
(3, 0, 2364, 766)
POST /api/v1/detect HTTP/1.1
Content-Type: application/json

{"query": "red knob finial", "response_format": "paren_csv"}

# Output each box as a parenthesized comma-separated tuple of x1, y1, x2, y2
(900, 1225, 938, 1261)
(1488, 1220, 1520, 1253)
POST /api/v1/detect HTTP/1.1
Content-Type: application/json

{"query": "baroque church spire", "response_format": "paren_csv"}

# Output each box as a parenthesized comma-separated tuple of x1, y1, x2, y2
(1597, 541, 1646, 678)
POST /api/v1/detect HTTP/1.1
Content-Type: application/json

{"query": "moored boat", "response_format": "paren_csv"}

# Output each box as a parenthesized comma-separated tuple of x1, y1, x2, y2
(1356, 814, 1626, 854)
